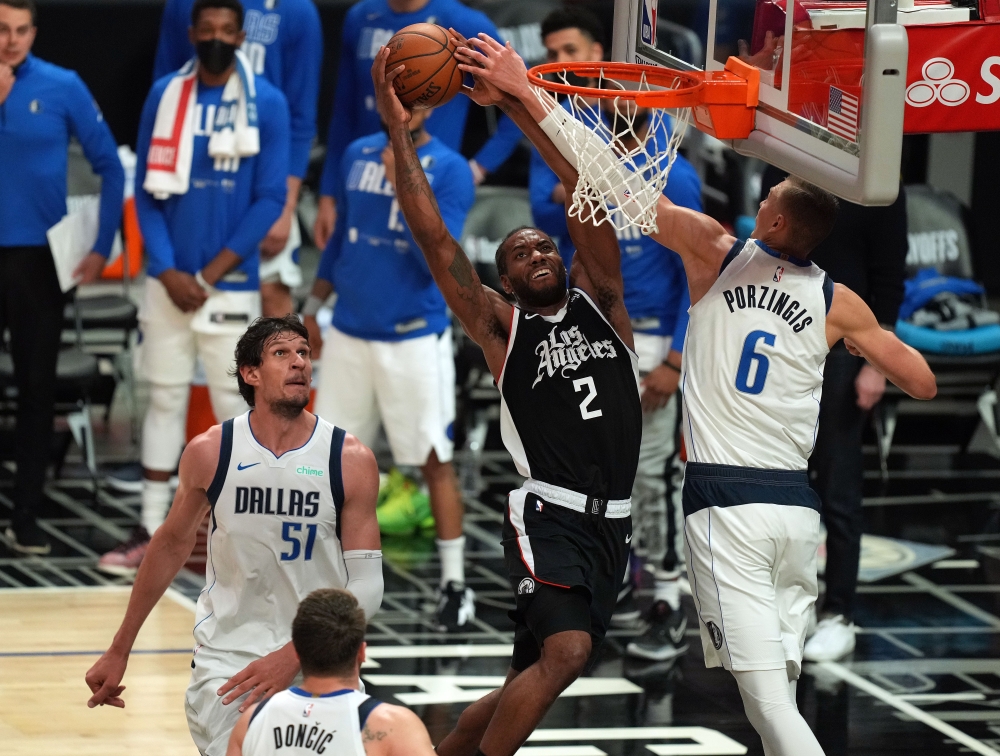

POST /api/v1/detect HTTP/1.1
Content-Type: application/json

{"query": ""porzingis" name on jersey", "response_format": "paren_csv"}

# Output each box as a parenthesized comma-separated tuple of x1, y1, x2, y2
(721, 284, 815, 333)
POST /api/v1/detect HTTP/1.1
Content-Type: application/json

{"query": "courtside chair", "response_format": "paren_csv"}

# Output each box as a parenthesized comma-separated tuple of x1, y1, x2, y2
(875, 184, 1000, 478)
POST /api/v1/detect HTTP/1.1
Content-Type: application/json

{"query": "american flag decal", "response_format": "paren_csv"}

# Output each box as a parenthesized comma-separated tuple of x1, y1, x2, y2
(827, 86, 859, 142)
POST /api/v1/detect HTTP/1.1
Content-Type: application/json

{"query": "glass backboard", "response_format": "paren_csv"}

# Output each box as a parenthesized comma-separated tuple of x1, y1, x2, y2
(611, 0, 909, 205)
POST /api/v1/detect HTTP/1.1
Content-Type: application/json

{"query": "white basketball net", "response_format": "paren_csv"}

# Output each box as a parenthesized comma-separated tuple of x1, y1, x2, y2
(533, 70, 692, 235)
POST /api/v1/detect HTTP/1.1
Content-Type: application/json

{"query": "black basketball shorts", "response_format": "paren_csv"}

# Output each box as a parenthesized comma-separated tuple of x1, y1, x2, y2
(502, 487, 632, 671)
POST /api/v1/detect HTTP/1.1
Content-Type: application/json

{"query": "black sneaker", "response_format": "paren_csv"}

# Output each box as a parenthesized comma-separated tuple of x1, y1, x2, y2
(611, 581, 642, 627)
(626, 600, 689, 661)
(5, 520, 52, 555)
(434, 581, 476, 632)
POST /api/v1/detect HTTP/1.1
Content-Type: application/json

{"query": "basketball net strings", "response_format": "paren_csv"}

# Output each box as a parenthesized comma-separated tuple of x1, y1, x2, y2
(532, 70, 691, 235)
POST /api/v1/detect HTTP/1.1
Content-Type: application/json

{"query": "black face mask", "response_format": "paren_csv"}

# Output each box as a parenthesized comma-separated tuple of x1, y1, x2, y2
(196, 39, 237, 76)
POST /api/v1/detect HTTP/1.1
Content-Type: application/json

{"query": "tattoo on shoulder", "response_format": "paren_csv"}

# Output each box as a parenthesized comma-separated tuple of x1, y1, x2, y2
(595, 284, 620, 320)
(362, 725, 391, 743)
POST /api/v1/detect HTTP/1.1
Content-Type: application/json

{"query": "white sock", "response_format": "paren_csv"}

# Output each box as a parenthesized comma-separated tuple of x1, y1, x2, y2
(437, 536, 466, 588)
(654, 570, 681, 610)
(141, 480, 173, 534)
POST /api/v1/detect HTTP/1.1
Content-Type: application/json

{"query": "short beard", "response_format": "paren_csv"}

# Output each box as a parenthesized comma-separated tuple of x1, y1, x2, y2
(510, 273, 568, 309)
(269, 395, 309, 420)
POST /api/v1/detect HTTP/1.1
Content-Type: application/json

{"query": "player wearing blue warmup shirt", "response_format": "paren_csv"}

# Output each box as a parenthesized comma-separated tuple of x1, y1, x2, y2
(302, 110, 476, 631)
(153, 0, 323, 317)
(528, 6, 697, 662)
(0, 0, 124, 555)
(98, 0, 290, 572)
(311, 0, 522, 249)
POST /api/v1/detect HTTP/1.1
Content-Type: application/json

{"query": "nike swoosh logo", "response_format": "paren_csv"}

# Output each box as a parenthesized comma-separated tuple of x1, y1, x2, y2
(625, 534, 632, 543)
(669, 617, 688, 645)
(237, 462, 260, 471)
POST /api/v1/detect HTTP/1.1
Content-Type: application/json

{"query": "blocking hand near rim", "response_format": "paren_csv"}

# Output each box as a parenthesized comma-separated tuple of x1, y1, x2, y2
(372, 49, 641, 756)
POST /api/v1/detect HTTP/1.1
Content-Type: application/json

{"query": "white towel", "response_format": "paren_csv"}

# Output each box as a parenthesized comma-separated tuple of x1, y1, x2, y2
(143, 50, 259, 199)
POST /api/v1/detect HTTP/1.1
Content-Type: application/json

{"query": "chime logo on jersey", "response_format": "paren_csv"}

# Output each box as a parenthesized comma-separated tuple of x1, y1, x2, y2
(533, 324, 619, 387)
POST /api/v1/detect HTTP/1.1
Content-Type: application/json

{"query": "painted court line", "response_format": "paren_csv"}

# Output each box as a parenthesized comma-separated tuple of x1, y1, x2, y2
(820, 661, 1000, 756)
(0, 649, 191, 657)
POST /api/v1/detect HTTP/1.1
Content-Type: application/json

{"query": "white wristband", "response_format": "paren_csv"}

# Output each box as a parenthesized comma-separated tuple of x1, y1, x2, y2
(301, 294, 324, 317)
(195, 270, 214, 292)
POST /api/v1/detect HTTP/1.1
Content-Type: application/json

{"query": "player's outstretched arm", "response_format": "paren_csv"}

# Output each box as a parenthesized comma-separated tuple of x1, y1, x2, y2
(827, 283, 937, 400)
(362, 703, 437, 756)
(370, 47, 512, 378)
(85, 427, 219, 709)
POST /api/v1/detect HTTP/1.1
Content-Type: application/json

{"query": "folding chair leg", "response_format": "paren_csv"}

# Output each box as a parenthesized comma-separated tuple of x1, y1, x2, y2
(873, 399, 899, 483)
(67, 404, 97, 479)
(459, 409, 489, 499)
(976, 388, 1000, 454)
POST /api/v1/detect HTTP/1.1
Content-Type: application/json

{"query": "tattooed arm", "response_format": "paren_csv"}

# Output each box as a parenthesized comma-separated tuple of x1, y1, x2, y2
(362, 703, 437, 756)
(371, 47, 512, 379)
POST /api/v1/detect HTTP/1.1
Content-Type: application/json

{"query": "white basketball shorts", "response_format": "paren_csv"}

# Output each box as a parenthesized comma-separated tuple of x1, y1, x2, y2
(682, 463, 821, 678)
(313, 326, 455, 466)
(185, 646, 259, 756)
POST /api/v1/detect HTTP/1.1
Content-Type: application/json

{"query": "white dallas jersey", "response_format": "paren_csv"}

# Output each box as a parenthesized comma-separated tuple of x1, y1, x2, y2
(243, 687, 380, 756)
(682, 239, 833, 470)
(194, 412, 350, 659)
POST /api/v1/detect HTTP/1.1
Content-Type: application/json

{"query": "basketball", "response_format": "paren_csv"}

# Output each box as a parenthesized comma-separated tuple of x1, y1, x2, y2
(385, 23, 464, 110)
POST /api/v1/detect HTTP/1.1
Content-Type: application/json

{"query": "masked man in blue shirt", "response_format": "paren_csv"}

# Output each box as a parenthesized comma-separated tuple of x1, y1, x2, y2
(98, 0, 289, 573)
(153, 0, 323, 318)
(302, 110, 475, 631)
(0, 0, 124, 555)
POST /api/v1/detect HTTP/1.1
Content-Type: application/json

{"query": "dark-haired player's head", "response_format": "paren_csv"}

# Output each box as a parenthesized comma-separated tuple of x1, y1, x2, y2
(291, 589, 368, 678)
(234, 315, 311, 417)
(495, 227, 568, 309)
(541, 6, 605, 64)
(0, 0, 37, 68)
(188, 0, 245, 76)
(753, 176, 839, 258)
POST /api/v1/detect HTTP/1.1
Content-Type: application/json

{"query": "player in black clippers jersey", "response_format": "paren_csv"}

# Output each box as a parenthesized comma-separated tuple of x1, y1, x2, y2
(372, 48, 640, 756)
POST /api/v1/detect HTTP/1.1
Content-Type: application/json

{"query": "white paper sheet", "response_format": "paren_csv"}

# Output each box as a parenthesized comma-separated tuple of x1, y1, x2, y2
(47, 196, 100, 292)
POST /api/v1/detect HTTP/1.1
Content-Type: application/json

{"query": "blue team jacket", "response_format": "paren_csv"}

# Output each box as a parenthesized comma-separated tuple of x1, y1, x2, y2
(153, 0, 322, 179)
(0, 54, 124, 255)
(134, 73, 290, 290)
(316, 131, 473, 341)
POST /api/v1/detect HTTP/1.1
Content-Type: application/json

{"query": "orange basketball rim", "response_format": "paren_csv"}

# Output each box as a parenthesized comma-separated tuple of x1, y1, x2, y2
(526, 56, 761, 141)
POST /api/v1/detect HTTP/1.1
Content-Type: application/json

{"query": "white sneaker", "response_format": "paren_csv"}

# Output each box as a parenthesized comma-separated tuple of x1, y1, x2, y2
(803, 614, 856, 661)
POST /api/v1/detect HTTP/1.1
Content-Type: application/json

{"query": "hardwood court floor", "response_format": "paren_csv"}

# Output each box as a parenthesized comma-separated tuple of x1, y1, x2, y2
(0, 587, 198, 756)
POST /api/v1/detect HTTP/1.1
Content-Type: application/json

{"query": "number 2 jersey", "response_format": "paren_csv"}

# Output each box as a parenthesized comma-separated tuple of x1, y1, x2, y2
(194, 412, 349, 661)
(498, 288, 642, 501)
(681, 239, 834, 471)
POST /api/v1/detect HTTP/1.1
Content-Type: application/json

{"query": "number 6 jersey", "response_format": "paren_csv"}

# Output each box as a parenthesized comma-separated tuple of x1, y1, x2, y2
(194, 412, 349, 659)
(682, 239, 834, 471)
(498, 288, 642, 501)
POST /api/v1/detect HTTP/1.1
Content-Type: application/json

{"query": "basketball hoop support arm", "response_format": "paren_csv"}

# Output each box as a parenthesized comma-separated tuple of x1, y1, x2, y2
(731, 10, 907, 205)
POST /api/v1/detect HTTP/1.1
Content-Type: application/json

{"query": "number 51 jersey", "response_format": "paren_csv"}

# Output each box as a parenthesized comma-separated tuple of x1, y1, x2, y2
(498, 288, 642, 501)
(195, 412, 349, 659)
(682, 239, 834, 471)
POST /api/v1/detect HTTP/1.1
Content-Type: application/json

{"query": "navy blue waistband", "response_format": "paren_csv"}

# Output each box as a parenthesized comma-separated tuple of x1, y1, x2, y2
(683, 462, 820, 517)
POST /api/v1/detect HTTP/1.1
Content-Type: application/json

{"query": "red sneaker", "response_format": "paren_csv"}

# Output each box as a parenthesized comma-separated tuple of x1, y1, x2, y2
(97, 527, 151, 576)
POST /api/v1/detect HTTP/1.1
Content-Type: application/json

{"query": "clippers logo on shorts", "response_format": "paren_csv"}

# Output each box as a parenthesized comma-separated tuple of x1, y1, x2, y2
(533, 325, 619, 388)
(706, 620, 724, 650)
(590, 498, 605, 515)
(518, 577, 535, 595)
